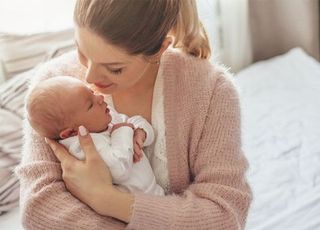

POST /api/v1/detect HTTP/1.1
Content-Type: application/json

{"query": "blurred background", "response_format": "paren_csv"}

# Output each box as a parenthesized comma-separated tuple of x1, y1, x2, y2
(0, 0, 319, 230)
(1, 0, 318, 83)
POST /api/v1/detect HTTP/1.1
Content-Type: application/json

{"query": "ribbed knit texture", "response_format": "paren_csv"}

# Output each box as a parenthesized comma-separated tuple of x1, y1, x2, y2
(15, 48, 252, 229)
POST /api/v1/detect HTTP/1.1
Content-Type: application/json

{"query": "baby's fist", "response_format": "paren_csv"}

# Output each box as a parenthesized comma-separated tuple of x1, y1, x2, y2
(133, 128, 146, 162)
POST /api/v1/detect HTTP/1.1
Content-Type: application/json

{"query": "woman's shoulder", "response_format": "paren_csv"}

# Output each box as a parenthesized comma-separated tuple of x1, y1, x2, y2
(29, 51, 86, 88)
(161, 48, 236, 95)
(161, 47, 213, 72)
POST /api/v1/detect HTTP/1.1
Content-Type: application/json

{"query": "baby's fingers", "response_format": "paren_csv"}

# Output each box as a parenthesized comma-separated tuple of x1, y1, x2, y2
(133, 142, 142, 163)
(136, 138, 144, 149)
(133, 153, 139, 163)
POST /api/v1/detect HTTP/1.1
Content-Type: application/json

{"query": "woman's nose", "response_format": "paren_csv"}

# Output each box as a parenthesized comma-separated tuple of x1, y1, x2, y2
(85, 61, 100, 84)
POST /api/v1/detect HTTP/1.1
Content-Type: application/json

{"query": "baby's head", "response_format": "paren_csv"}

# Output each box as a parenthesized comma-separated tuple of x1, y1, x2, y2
(26, 76, 112, 140)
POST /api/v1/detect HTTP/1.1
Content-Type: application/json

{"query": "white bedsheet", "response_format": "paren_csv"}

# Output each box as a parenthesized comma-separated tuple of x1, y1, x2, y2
(0, 207, 23, 229)
(235, 48, 320, 230)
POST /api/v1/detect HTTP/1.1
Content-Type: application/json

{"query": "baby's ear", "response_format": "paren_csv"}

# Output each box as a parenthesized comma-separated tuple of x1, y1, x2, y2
(59, 128, 78, 139)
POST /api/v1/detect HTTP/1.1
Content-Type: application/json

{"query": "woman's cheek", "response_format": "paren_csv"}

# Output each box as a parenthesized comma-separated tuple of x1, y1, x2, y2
(79, 58, 88, 68)
(77, 53, 88, 68)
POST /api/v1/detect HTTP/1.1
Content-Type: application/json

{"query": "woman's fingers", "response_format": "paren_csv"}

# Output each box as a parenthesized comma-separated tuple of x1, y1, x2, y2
(45, 138, 75, 163)
(78, 125, 99, 162)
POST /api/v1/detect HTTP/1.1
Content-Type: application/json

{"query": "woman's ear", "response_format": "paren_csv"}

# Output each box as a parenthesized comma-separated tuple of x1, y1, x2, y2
(59, 128, 78, 139)
(149, 36, 173, 64)
(159, 36, 173, 55)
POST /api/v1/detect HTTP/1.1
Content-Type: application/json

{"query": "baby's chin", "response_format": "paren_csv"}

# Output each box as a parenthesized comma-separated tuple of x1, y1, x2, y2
(92, 123, 110, 133)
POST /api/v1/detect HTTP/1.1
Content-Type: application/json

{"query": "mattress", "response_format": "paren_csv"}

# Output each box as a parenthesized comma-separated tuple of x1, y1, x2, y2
(235, 48, 320, 230)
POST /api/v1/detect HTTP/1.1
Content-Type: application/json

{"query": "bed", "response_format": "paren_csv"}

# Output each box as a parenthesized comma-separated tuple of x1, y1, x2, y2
(0, 1, 319, 229)
(236, 48, 320, 229)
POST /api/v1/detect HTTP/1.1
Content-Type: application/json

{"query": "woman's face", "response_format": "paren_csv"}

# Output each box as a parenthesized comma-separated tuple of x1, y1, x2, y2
(74, 26, 155, 95)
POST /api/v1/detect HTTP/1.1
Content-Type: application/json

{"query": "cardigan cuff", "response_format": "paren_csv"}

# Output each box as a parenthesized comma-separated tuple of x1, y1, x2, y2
(126, 193, 178, 229)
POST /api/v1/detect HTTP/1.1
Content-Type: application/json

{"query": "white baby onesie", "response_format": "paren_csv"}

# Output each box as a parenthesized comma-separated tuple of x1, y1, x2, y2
(60, 110, 164, 196)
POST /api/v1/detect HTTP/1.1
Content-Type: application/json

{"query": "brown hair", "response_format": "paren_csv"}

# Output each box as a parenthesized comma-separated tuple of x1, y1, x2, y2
(74, 0, 210, 59)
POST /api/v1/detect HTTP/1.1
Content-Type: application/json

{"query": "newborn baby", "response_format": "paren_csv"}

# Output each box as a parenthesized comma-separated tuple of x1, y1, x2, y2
(26, 76, 164, 196)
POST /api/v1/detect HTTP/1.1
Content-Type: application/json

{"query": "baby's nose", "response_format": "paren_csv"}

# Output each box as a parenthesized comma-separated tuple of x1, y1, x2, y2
(96, 94, 104, 104)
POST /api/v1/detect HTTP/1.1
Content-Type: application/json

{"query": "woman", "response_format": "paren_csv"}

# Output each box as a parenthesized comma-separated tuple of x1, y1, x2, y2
(16, 0, 252, 229)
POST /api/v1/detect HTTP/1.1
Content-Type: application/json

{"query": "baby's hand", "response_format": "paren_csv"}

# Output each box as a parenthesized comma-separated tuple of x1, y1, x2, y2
(111, 122, 134, 134)
(133, 128, 146, 163)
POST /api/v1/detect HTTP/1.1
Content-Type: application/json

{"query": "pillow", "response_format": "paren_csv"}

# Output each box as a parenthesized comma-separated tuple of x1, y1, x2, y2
(0, 30, 76, 215)
(0, 70, 31, 215)
(0, 29, 75, 83)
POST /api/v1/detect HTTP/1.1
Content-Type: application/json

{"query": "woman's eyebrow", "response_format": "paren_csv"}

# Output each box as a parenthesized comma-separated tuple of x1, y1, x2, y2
(102, 62, 127, 67)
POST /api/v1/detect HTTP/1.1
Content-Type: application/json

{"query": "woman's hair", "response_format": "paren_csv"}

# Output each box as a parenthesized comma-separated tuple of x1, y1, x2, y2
(74, 0, 210, 59)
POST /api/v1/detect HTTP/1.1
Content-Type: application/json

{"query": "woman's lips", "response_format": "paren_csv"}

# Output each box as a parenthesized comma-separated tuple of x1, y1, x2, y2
(95, 83, 114, 89)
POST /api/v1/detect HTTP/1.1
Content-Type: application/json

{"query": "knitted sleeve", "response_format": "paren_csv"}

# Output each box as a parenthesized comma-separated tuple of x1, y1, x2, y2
(15, 125, 127, 230)
(127, 75, 252, 230)
(15, 53, 127, 229)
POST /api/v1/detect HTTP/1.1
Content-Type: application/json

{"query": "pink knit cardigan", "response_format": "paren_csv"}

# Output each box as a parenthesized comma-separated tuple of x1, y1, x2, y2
(16, 48, 252, 229)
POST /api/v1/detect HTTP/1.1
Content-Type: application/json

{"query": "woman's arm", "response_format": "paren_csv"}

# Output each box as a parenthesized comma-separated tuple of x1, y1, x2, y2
(15, 125, 127, 229)
(124, 75, 252, 229)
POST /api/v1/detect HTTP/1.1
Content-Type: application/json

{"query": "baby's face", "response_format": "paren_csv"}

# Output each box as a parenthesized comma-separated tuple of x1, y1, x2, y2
(64, 81, 112, 133)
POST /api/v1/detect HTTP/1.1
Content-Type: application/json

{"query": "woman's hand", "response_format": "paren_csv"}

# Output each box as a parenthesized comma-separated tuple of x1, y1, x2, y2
(45, 126, 122, 218)
(45, 126, 134, 223)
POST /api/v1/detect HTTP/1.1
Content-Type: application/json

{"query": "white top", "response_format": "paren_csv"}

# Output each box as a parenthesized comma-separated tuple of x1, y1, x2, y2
(104, 69, 170, 194)
(145, 68, 170, 194)
(60, 114, 164, 196)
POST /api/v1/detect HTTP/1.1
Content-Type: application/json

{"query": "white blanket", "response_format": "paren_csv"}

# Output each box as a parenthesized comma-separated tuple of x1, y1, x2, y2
(235, 48, 320, 230)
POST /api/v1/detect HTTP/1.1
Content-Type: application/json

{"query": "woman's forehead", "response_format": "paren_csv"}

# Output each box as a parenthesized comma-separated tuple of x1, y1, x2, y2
(74, 26, 131, 64)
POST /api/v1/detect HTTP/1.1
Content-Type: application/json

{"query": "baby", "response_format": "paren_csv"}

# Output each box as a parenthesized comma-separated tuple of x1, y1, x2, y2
(26, 76, 164, 196)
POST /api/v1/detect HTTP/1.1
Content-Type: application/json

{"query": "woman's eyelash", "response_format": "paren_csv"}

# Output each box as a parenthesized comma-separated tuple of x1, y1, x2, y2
(109, 68, 123, 75)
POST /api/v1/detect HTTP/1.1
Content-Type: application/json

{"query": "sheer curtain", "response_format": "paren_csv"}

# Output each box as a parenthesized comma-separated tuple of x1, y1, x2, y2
(198, 0, 252, 72)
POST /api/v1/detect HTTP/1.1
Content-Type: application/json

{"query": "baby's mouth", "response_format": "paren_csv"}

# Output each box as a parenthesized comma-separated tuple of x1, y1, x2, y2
(105, 107, 110, 114)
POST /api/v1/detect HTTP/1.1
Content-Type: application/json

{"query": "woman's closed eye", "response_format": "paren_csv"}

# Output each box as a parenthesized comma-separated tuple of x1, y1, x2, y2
(108, 68, 123, 75)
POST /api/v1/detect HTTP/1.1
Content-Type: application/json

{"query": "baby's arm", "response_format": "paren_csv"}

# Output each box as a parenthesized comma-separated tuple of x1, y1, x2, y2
(106, 125, 135, 183)
(109, 108, 154, 161)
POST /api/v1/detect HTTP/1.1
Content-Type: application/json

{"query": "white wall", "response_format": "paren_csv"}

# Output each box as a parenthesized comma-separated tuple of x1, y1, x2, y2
(0, 0, 75, 34)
